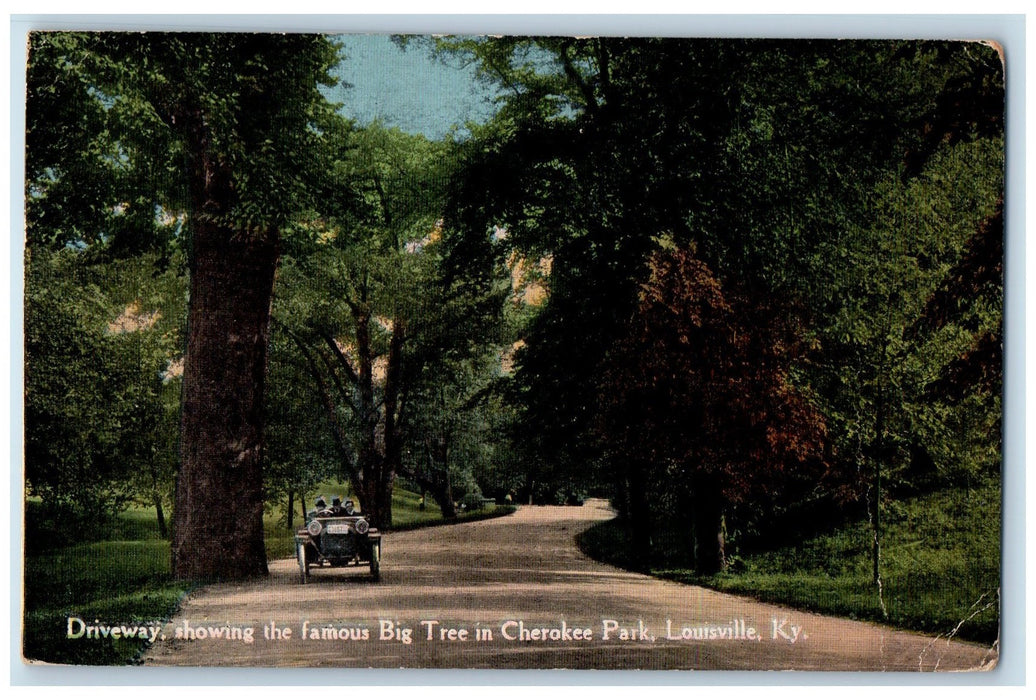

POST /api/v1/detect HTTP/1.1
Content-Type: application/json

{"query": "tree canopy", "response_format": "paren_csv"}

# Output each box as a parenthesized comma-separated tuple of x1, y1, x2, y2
(436, 37, 1003, 572)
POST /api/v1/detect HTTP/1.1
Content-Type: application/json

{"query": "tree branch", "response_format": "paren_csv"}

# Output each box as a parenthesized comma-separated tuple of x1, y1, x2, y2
(319, 331, 361, 387)
(279, 323, 359, 480)
(559, 39, 599, 117)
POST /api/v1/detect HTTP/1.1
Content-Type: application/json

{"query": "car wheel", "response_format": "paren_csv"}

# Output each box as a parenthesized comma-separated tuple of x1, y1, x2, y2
(297, 541, 309, 584)
(369, 541, 380, 582)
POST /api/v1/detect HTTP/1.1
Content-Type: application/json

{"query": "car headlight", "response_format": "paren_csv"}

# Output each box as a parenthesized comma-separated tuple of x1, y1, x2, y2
(307, 520, 323, 537)
(354, 518, 369, 535)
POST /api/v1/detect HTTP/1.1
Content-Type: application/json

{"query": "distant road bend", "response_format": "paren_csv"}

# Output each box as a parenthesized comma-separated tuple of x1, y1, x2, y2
(144, 500, 997, 671)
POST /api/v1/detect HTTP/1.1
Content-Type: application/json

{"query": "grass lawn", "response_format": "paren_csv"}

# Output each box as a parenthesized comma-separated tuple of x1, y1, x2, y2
(22, 508, 188, 665)
(22, 486, 514, 665)
(577, 483, 1000, 645)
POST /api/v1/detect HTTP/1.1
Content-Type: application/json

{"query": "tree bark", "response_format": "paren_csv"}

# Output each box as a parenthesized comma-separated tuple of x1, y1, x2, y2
(171, 216, 278, 580)
(355, 476, 392, 528)
(374, 482, 394, 531)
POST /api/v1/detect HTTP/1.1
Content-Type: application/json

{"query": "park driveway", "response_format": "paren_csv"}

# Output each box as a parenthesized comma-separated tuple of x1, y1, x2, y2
(143, 499, 997, 671)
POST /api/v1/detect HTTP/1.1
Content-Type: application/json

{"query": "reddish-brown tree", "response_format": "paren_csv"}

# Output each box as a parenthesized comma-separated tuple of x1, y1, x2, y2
(599, 246, 828, 574)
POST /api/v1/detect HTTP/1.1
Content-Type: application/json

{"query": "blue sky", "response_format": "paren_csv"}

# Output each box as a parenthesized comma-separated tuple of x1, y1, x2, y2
(326, 35, 501, 140)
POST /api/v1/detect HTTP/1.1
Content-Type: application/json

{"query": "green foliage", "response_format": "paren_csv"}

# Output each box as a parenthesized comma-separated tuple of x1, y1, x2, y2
(24, 248, 185, 523)
(24, 249, 125, 516)
(807, 135, 1003, 505)
(25, 31, 347, 579)
(25, 30, 341, 255)
(268, 120, 512, 525)
(263, 329, 341, 511)
(102, 32, 339, 233)
(441, 37, 1003, 557)
(25, 33, 133, 251)
(442, 40, 925, 492)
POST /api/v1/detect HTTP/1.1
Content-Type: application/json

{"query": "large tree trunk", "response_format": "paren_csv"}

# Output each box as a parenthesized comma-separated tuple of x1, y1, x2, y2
(374, 479, 394, 530)
(171, 218, 278, 579)
(352, 435, 395, 530)
(354, 474, 394, 529)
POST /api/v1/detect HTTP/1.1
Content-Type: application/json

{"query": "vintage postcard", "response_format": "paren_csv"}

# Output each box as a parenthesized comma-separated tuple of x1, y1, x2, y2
(20, 28, 1006, 673)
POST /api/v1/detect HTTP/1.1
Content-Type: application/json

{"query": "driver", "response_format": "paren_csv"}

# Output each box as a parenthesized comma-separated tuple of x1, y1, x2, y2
(309, 496, 330, 519)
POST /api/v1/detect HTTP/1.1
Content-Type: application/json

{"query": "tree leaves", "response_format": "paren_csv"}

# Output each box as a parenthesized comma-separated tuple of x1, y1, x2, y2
(25, 32, 341, 253)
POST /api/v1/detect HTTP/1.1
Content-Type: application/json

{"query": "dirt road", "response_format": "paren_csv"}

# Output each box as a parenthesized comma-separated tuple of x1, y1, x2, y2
(143, 500, 997, 671)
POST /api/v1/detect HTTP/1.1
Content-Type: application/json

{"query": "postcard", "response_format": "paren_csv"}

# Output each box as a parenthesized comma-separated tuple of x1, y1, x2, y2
(20, 29, 1005, 673)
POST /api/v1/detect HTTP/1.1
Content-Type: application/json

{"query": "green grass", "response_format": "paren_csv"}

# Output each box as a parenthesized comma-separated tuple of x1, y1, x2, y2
(22, 505, 191, 665)
(24, 485, 515, 664)
(577, 483, 1001, 645)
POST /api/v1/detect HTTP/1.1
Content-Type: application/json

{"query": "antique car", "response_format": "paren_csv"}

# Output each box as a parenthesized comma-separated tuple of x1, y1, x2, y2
(295, 498, 381, 583)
